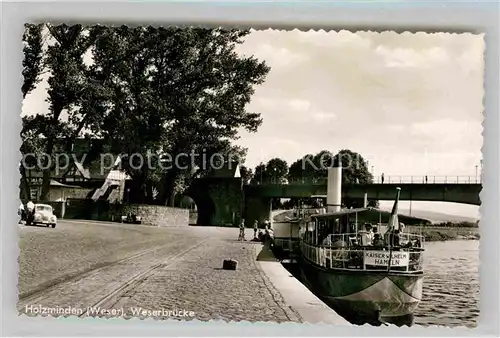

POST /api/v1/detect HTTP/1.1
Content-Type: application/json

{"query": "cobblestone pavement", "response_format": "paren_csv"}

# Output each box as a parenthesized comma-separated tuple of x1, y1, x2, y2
(18, 222, 303, 323)
(18, 221, 215, 298)
(109, 229, 303, 323)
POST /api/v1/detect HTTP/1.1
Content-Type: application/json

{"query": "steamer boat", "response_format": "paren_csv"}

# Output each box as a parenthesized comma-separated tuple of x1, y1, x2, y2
(271, 165, 425, 325)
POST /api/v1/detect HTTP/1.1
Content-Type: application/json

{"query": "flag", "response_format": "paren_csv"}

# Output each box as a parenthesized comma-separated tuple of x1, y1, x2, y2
(387, 187, 401, 231)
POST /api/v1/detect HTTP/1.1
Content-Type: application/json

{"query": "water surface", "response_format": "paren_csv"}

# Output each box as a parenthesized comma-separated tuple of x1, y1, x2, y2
(414, 240, 479, 327)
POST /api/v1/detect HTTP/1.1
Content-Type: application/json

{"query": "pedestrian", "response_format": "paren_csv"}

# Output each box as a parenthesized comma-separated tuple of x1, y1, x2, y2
(381, 173, 385, 184)
(238, 219, 246, 241)
(425, 175, 428, 184)
(253, 220, 258, 239)
(26, 200, 35, 225)
(18, 203, 25, 224)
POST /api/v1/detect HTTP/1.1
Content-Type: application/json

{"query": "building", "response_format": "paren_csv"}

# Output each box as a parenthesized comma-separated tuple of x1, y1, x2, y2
(21, 138, 130, 202)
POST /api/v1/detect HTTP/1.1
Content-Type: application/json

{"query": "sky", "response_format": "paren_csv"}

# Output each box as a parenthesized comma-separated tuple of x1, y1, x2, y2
(22, 28, 484, 219)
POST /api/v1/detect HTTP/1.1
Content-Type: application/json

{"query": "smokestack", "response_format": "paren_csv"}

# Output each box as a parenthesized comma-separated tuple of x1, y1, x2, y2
(327, 162, 342, 213)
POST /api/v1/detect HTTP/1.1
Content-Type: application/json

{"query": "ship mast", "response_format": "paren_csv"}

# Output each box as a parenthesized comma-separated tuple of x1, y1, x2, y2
(386, 187, 402, 272)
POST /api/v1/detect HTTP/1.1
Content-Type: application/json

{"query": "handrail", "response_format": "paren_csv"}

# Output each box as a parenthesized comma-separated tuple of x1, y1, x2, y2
(306, 232, 425, 248)
(251, 175, 481, 185)
(300, 240, 424, 273)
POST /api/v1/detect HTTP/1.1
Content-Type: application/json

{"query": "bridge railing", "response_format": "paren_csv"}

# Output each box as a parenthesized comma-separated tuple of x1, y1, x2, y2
(252, 175, 481, 185)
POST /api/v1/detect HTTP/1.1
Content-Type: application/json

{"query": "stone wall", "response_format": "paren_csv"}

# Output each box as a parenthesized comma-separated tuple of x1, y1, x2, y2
(121, 204, 189, 227)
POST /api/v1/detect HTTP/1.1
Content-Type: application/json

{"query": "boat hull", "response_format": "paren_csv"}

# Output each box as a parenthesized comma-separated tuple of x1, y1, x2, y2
(299, 257, 423, 324)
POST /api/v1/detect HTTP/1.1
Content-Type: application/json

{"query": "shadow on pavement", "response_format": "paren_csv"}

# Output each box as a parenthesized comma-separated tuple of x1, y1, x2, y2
(256, 242, 278, 262)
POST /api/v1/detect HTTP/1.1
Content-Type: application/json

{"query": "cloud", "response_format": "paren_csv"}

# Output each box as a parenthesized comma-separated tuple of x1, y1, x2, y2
(375, 46, 449, 68)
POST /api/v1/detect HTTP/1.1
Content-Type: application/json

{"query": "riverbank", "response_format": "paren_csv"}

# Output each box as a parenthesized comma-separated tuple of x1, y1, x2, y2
(409, 226, 480, 242)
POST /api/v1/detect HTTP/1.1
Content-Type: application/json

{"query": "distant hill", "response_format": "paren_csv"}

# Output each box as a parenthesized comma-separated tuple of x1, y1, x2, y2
(379, 208, 479, 223)
(273, 208, 479, 224)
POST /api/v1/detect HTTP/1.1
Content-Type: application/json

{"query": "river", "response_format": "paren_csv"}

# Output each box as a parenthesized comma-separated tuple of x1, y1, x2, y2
(414, 240, 479, 328)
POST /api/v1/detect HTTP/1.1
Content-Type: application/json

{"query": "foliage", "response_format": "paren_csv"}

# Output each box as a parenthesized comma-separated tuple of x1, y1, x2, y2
(20, 23, 46, 200)
(22, 23, 45, 99)
(431, 221, 479, 228)
(252, 163, 267, 184)
(239, 165, 253, 184)
(286, 149, 378, 208)
(36, 24, 100, 200)
(265, 158, 289, 183)
(21, 25, 269, 204)
(89, 26, 269, 204)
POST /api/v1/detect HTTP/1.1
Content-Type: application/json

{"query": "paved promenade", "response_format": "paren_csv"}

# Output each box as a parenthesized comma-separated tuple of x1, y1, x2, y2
(18, 220, 347, 324)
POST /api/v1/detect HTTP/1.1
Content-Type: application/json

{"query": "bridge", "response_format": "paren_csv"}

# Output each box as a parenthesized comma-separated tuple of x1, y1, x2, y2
(184, 175, 482, 227)
(246, 175, 482, 205)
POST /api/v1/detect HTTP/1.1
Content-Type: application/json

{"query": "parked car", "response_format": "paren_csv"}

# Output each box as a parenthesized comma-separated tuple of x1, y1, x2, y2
(27, 204, 57, 228)
(121, 213, 142, 224)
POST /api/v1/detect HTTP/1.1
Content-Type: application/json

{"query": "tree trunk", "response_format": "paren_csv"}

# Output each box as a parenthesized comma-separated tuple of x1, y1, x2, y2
(159, 170, 180, 207)
(19, 165, 31, 201)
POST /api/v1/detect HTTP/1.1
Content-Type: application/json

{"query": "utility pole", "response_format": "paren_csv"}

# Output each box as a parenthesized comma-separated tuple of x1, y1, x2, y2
(475, 165, 478, 183)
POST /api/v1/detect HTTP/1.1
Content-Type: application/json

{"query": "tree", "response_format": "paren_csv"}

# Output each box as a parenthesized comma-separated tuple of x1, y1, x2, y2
(335, 149, 378, 208)
(265, 158, 289, 184)
(286, 149, 378, 208)
(287, 151, 333, 183)
(22, 24, 101, 201)
(20, 23, 45, 200)
(252, 163, 267, 184)
(239, 165, 253, 185)
(90, 26, 270, 205)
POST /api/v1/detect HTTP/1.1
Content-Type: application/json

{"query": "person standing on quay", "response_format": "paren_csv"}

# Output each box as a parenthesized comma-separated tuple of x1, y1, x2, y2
(238, 219, 246, 241)
(18, 203, 25, 224)
(26, 200, 35, 225)
(253, 220, 259, 239)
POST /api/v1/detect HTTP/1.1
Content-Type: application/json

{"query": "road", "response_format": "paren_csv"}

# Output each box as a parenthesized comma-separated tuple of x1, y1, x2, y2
(17, 220, 302, 322)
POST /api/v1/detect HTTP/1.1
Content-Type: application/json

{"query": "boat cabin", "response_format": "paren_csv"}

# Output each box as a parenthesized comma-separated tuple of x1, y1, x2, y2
(299, 208, 424, 273)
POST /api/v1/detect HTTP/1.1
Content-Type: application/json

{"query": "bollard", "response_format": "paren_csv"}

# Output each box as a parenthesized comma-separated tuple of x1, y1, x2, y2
(222, 259, 238, 270)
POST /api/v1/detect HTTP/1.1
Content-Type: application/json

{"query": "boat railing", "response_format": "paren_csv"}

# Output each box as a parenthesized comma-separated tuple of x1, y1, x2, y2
(300, 240, 424, 273)
(324, 232, 425, 247)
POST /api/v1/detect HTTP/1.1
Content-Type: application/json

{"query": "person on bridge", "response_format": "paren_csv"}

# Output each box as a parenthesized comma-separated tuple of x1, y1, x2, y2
(425, 175, 428, 184)
(381, 173, 385, 184)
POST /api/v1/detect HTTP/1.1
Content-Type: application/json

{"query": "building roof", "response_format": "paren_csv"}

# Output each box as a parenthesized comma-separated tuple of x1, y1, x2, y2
(310, 208, 371, 219)
(73, 161, 91, 179)
(206, 161, 241, 178)
(309, 207, 431, 225)
(49, 179, 82, 188)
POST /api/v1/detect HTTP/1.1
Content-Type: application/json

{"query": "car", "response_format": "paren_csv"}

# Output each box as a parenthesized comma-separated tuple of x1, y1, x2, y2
(28, 204, 57, 228)
(120, 213, 142, 224)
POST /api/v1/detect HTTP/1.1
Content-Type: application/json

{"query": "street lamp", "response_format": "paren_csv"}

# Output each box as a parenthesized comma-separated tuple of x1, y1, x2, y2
(475, 165, 478, 183)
